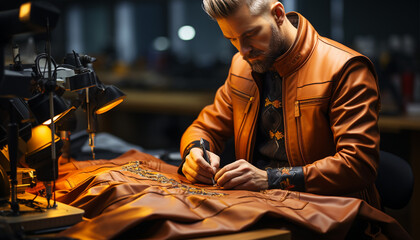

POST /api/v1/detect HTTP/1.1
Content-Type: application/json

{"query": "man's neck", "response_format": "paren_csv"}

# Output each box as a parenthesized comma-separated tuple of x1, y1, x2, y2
(283, 14, 299, 56)
(267, 13, 299, 74)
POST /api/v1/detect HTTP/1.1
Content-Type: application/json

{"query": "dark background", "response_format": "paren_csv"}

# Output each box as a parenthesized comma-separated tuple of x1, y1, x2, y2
(7, 0, 415, 151)
(2, 0, 419, 237)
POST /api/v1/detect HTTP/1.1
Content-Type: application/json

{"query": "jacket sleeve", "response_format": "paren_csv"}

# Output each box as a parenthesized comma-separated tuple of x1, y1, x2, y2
(303, 58, 381, 195)
(178, 68, 235, 173)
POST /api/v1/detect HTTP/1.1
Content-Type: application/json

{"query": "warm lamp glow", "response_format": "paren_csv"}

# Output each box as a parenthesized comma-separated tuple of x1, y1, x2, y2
(42, 115, 60, 125)
(29, 93, 76, 125)
(25, 125, 63, 182)
(19, 2, 32, 22)
(94, 85, 126, 115)
(95, 99, 124, 114)
(42, 106, 76, 125)
(26, 125, 60, 156)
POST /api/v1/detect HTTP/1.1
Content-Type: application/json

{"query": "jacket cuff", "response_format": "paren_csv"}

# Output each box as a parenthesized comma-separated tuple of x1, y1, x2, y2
(177, 139, 209, 175)
(266, 167, 305, 191)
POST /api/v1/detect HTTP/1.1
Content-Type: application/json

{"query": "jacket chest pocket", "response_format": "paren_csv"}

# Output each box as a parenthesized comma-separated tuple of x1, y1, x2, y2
(231, 87, 254, 114)
(295, 79, 333, 118)
(294, 82, 335, 163)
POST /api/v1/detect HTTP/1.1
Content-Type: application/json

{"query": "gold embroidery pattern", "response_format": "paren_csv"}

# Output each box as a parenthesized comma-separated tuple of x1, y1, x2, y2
(279, 167, 295, 190)
(269, 131, 284, 140)
(281, 168, 291, 175)
(279, 178, 295, 190)
(265, 98, 281, 108)
(122, 161, 226, 197)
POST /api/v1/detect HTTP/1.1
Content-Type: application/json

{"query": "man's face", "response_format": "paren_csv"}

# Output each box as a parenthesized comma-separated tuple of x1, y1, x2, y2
(217, 4, 287, 73)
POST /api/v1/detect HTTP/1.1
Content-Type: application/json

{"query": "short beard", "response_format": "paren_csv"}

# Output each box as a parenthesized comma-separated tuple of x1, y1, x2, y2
(246, 24, 287, 73)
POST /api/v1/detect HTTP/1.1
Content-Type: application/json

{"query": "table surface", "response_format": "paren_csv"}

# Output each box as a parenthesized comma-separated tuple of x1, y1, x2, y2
(378, 114, 420, 131)
(192, 228, 291, 240)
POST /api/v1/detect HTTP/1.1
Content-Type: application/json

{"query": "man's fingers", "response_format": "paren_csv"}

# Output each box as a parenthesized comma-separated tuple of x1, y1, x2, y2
(185, 152, 214, 178)
(208, 152, 220, 171)
(220, 175, 248, 189)
(183, 171, 197, 183)
(184, 170, 212, 184)
(211, 159, 268, 191)
(183, 158, 214, 184)
(214, 167, 226, 181)
(216, 167, 244, 187)
(189, 148, 215, 175)
(214, 160, 243, 181)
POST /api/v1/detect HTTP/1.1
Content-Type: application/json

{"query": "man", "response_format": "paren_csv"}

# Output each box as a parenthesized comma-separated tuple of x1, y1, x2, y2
(179, 0, 381, 208)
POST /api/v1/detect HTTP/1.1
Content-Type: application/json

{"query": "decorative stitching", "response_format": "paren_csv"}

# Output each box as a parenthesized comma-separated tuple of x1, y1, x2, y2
(269, 131, 284, 140)
(122, 161, 226, 197)
(265, 98, 282, 108)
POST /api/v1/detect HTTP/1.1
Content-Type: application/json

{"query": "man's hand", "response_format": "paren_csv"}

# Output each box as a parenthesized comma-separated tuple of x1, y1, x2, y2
(182, 147, 220, 185)
(214, 159, 268, 191)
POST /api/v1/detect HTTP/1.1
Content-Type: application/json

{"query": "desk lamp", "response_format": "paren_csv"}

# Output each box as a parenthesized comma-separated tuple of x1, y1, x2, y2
(25, 125, 62, 207)
(26, 46, 71, 210)
(81, 83, 126, 159)
(65, 51, 126, 159)
(61, 51, 97, 91)
(57, 51, 98, 159)
(28, 92, 75, 125)
(27, 92, 71, 201)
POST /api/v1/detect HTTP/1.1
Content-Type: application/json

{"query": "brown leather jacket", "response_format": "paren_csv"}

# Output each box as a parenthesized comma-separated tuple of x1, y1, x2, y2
(180, 12, 381, 208)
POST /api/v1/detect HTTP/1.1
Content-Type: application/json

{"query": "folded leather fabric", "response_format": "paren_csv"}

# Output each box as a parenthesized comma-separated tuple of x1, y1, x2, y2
(46, 150, 410, 240)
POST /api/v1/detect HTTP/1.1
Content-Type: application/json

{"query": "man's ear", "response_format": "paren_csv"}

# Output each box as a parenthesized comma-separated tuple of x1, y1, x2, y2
(271, 2, 285, 25)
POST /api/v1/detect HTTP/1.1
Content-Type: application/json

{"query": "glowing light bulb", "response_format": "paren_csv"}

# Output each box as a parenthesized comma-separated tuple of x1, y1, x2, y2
(178, 25, 195, 41)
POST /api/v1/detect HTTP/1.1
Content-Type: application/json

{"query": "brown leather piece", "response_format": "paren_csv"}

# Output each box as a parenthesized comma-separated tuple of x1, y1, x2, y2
(43, 150, 411, 239)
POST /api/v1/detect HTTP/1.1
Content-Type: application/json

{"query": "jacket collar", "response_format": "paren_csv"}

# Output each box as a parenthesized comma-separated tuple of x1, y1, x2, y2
(272, 12, 318, 77)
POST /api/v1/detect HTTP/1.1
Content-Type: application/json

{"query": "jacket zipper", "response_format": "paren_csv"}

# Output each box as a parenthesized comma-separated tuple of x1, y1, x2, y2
(236, 96, 255, 155)
(297, 97, 329, 106)
(231, 88, 254, 140)
(244, 97, 258, 162)
(231, 87, 257, 161)
(244, 97, 254, 113)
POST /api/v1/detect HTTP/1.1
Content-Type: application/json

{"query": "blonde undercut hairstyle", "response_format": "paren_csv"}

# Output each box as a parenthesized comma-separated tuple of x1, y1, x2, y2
(202, 0, 274, 20)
